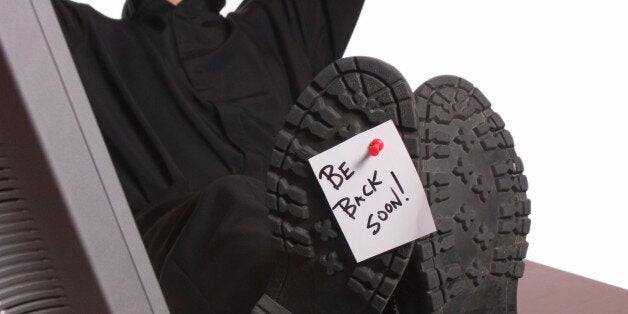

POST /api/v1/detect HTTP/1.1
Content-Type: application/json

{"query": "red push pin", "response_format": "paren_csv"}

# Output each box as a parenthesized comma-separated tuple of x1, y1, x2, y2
(368, 139, 384, 156)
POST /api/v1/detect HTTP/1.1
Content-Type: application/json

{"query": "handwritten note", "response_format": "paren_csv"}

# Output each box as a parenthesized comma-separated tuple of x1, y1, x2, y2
(309, 120, 436, 262)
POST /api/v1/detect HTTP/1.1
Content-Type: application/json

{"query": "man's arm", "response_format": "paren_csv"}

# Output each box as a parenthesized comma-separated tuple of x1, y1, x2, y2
(232, 0, 365, 76)
(51, 0, 93, 42)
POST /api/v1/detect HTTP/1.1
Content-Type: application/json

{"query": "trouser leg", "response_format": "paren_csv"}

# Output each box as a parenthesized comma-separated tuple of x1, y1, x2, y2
(140, 175, 275, 314)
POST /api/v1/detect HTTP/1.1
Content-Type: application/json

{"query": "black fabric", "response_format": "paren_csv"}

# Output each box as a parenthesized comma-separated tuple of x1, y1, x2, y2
(141, 175, 274, 313)
(52, 0, 364, 311)
(53, 0, 364, 212)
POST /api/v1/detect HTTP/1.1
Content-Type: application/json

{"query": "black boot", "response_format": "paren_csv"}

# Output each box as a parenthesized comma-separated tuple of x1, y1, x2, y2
(395, 76, 531, 313)
(258, 56, 421, 313)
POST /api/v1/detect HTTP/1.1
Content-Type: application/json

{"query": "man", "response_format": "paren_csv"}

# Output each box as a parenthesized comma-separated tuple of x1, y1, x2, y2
(53, 0, 531, 312)
(53, 0, 364, 312)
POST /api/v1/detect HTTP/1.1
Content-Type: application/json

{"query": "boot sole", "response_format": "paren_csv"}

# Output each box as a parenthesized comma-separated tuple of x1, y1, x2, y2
(396, 76, 531, 313)
(263, 56, 421, 313)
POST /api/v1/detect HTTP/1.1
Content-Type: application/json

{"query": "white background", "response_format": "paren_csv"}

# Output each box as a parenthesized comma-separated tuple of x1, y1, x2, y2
(76, 0, 628, 290)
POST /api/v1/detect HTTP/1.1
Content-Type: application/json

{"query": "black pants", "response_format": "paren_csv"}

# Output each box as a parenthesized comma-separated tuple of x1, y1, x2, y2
(137, 175, 275, 313)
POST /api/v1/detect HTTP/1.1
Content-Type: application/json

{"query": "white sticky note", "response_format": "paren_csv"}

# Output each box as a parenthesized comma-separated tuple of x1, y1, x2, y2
(309, 120, 436, 262)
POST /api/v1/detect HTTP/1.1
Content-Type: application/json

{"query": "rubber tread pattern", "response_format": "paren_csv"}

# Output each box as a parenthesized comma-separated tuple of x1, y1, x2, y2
(263, 57, 418, 314)
(396, 76, 530, 314)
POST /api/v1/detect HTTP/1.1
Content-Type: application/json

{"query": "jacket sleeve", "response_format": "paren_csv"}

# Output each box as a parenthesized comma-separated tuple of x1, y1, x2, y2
(231, 0, 365, 76)
(51, 0, 94, 43)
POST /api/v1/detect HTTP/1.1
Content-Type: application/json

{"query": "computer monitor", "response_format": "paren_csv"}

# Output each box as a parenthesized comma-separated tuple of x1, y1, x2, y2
(0, 0, 168, 312)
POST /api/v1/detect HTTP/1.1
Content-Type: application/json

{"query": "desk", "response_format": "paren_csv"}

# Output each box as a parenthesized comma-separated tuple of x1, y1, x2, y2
(518, 261, 628, 313)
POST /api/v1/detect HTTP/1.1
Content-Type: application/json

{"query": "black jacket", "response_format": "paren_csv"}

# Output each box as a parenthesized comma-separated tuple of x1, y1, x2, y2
(52, 0, 364, 213)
